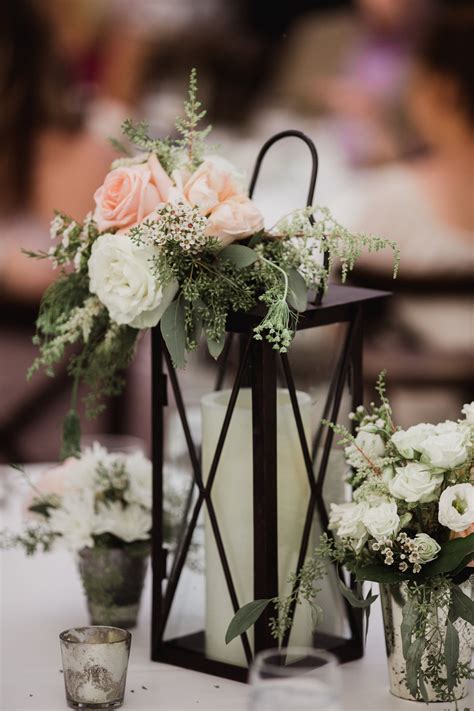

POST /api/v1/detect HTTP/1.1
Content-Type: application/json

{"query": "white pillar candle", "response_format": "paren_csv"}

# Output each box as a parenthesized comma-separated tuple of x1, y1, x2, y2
(201, 388, 345, 666)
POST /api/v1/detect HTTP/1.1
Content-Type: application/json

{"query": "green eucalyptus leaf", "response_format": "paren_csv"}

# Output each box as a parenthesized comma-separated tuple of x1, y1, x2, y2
(418, 670, 429, 704)
(60, 409, 81, 460)
(286, 268, 308, 312)
(401, 597, 418, 660)
(161, 298, 187, 369)
(225, 599, 271, 645)
(423, 534, 474, 577)
(406, 637, 425, 697)
(337, 575, 378, 608)
(449, 585, 474, 625)
(207, 332, 226, 360)
(356, 565, 406, 584)
(445, 619, 460, 691)
(218, 245, 258, 269)
(248, 233, 264, 248)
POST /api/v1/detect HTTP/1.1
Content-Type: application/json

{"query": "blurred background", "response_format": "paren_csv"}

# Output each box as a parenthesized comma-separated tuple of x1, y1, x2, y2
(0, 0, 472, 462)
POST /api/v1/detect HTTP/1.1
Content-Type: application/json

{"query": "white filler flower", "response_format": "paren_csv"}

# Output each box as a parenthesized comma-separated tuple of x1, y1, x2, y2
(88, 233, 177, 328)
(389, 462, 444, 503)
(48, 490, 96, 551)
(94, 502, 151, 543)
(462, 402, 474, 424)
(438, 483, 474, 532)
(123, 451, 152, 509)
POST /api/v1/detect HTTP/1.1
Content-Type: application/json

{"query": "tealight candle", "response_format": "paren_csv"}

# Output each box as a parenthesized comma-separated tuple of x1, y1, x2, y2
(59, 626, 131, 709)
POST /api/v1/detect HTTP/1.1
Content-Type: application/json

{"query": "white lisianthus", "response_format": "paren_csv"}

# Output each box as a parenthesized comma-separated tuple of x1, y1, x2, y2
(391, 424, 435, 459)
(438, 483, 474, 532)
(419, 431, 468, 470)
(389, 462, 444, 503)
(328, 501, 368, 549)
(363, 502, 400, 541)
(88, 233, 178, 328)
(461, 402, 474, 424)
(48, 490, 96, 551)
(413, 533, 441, 563)
(345, 427, 385, 469)
(124, 451, 152, 509)
(94, 502, 151, 543)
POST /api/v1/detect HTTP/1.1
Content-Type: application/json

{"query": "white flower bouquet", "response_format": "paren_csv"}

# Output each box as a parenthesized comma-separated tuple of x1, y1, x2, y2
(25, 70, 399, 459)
(228, 375, 474, 704)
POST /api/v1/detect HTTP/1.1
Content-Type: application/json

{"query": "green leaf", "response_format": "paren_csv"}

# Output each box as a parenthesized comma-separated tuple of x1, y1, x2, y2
(337, 576, 378, 608)
(225, 599, 271, 645)
(418, 670, 429, 704)
(218, 245, 258, 269)
(449, 586, 474, 625)
(161, 298, 187, 369)
(248, 233, 263, 249)
(445, 618, 460, 692)
(401, 597, 418, 660)
(406, 637, 425, 697)
(286, 268, 308, 312)
(60, 409, 81, 460)
(207, 332, 226, 360)
(356, 565, 406, 584)
(423, 534, 474, 577)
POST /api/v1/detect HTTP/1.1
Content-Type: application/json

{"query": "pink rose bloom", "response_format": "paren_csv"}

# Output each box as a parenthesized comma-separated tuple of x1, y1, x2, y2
(23, 459, 74, 516)
(94, 154, 172, 232)
(174, 157, 240, 215)
(206, 195, 264, 245)
(450, 522, 474, 567)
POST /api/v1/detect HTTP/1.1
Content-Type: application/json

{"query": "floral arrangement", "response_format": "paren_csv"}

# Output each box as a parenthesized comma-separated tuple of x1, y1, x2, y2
(227, 377, 474, 705)
(1, 444, 154, 554)
(26, 70, 399, 458)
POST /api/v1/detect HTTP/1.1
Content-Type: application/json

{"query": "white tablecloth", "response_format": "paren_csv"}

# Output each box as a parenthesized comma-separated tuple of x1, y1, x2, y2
(0, 470, 471, 711)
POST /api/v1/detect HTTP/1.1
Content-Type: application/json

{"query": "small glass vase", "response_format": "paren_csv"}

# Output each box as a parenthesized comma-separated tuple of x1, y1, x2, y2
(78, 545, 149, 629)
(380, 581, 472, 702)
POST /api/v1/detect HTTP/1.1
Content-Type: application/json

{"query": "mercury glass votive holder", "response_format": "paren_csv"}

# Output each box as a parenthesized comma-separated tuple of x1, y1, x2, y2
(59, 626, 131, 709)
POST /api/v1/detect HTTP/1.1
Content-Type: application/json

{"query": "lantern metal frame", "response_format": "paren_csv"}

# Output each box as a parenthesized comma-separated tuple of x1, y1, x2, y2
(150, 131, 390, 682)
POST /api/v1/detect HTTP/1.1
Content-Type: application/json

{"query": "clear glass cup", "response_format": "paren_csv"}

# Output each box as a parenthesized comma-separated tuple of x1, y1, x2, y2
(59, 626, 131, 709)
(248, 647, 341, 711)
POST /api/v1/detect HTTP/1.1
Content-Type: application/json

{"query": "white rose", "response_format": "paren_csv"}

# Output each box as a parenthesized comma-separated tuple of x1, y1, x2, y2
(461, 402, 474, 424)
(389, 462, 444, 503)
(391, 423, 435, 459)
(438, 483, 474, 532)
(413, 533, 441, 563)
(419, 431, 468, 470)
(88, 233, 178, 328)
(94, 502, 151, 543)
(48, 490, 96, 551)
(124, 451, 152, 509)
(345, 428, 385, 468)
(363, 502, 400, 541)
(328, 501, 368, 550)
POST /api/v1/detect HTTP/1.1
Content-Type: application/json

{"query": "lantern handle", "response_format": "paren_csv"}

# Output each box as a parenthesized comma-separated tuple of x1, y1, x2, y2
(248, 130, 319, 207)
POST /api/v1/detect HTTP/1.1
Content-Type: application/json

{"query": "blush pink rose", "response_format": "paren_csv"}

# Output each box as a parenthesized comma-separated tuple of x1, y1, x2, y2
(450, 522, 474, 567)
(206, 195, 264, 245)
(174, 157, 240, 216)
(23, 459, 74, 517)
(94, 154, 172, 232)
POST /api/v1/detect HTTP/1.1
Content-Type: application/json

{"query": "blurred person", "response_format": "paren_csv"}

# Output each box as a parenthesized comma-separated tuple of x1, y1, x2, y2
(0, 0, 116, 461)
(332, 4, 474, 424)
(277, 0, 431, 165)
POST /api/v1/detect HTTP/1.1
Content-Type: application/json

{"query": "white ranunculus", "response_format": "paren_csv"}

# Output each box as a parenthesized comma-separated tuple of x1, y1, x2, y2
(94, 502, 151, 543)
(124, 451, 152, 509)
(419, 431, 468, 470)
(462, 402, 474, 424)
(389, 462, 444, 503)
(438, 483, 474, 532)
(363, 502, 400, 541)
(413, 533, 441, 563)
(88, 233, 178, 328)
(345, 428, 385, 469)
(391, 423, 435, 459)
(48, 490, 96, 551)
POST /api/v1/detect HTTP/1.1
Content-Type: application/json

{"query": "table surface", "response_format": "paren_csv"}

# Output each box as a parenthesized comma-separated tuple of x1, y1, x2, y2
(1, 469, 472, 711)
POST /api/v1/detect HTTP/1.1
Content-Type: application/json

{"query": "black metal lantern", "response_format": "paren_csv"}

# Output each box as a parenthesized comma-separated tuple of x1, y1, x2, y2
(150, 132, 390, 682)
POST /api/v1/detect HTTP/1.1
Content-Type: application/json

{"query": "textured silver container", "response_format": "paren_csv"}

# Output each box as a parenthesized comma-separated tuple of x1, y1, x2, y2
(60, 626, 131, 709)
(380, 582, 472, 702)
(78, 546, 149, 629)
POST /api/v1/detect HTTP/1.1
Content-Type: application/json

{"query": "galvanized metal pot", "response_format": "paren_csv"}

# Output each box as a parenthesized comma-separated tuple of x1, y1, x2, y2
(380, 582, 472, 702)
(78, 546, 149, 629)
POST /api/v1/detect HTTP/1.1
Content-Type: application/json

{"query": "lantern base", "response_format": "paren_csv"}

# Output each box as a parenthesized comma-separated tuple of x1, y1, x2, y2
(152, 630, 363, 683)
